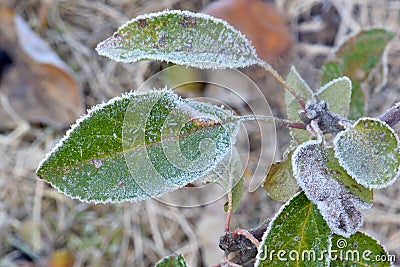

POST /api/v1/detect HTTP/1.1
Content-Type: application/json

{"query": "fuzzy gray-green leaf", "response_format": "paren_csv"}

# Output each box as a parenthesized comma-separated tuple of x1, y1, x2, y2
(317, 77, 352, 118)
(36, 89, 240, 203)
(293, 140, 372, 237)
(334, 118, 400, 189)
(96, 10, 259, 69)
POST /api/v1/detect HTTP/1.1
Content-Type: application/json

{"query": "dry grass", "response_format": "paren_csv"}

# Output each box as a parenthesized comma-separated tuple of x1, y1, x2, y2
(0, 0, 399, 266)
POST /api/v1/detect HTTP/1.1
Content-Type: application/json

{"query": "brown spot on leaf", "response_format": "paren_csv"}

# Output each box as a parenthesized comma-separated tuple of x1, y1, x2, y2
(191, 117, 221, 128)
(158, 33, 166, 48)
(137, 18, 148, 28)
(181, 15, 197, 28)
(118, 177, 126, 188)
(113, 32, 121, 38)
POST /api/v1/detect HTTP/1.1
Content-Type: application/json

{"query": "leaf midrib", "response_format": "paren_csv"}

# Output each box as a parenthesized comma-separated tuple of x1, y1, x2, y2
(39, 122, 230, 176)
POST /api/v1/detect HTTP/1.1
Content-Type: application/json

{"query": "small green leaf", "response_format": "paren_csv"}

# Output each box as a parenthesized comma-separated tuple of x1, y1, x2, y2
(155, 254, 188, 267)
(331, 232, 392, 267)
(285, 66, 313, 145)
(293, 140, 372, 237)
(334, 118, 400, 189)
(37, 89, 240, 203)
(348, 81, 365, 120)
(255, 192, 331, 267)
(322, 29, 394, 120)
(263, 150, 299, 202)
(96, 10, 259, 69)
(317, 77, 352, 118)
(224, 175, 244, 213)
(321, 61, 343, 84)
(205, 148, 244, 213)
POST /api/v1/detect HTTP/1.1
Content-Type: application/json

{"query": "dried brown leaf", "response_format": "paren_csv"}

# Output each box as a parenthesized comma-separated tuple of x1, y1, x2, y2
(203, 0, 292, 62)
(0, 8, 82, 128)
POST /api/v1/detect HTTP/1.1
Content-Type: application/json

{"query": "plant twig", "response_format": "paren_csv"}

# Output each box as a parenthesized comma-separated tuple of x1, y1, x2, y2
(257, 60, 306, 109)
(237, 114, 307, 130)
(225, 189, 233, 232)
(378, 102, 400, 127)
(224, 255, 242, 267)
(233, 229, 260, 248)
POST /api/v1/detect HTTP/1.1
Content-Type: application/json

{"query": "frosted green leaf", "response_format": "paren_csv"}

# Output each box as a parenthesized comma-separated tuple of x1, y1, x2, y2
(285, 66, 313, 145)
(255, 192, 330, 267)
(322, 29, 394, 119)
(317, 77, 352, 118)
(155, 254, 187, 267)
(293, 140, 372, 237)
(331, 232, 391, 267)
(203, 148, 244, 213)
(224, 175, 244, 213)
(36, 89, 240, 203)
(325, 149, 373, 205)
(96, 10, 259, 69)
(334, 118, 400, 189)
(263, 150, 299, 202)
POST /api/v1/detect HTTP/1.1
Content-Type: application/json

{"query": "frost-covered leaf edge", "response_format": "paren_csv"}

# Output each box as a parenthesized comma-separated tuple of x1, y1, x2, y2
(285, 66, 314, 146)
(316, 76, 352, 117)
(95, 9, 259, 69)
(333, 117, 400, 189)
(286, 65, 314, 99)
(36, 88, 239, 204)
(292, 139, 372, 238)
(254, 191, 331, 267)
(330, 231, 392, 267)
(263, 149, 299, 202)
(36, 89, 171, 203)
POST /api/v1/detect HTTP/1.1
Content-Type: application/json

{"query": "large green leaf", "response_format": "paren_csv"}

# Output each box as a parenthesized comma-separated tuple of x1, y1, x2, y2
(336, 29, 394, 81)
(255, 191, 331, 267)
(263, 150, 299, 202)
(285, 66, 313, 145)
(317, 77, 352, 118)
(322, 29, 394, 119)
(331, 232, 392, 267)
(96, 10, 259, 69)
(155, 254, 187, 267)
(292, 140, 372, 237)
(334, 118, 400, 189)
(36, 89, 240, 203)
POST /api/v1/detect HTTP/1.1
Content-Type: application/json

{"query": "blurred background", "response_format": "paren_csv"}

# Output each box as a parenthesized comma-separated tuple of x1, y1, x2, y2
(0, 0, 399, 266)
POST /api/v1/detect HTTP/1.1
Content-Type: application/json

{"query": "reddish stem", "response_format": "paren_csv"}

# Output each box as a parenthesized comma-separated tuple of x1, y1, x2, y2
(233, 228, 260, 248)
(225, 196, 233, 232)
(378, 102, 400, 126)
